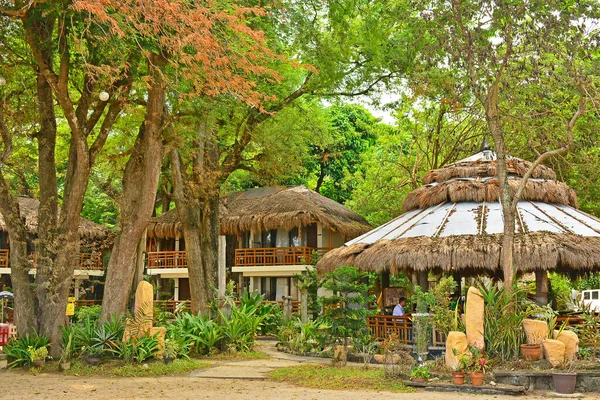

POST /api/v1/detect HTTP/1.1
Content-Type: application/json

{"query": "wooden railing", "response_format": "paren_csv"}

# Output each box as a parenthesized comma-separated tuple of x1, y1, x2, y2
(367, 314, 446, 348)
(147, 251, 188, 269)
(30, 252, 103, 271)
(0, 249, 8, 268)
(77, 253, 103, 271)
(235, 246, 331, 266)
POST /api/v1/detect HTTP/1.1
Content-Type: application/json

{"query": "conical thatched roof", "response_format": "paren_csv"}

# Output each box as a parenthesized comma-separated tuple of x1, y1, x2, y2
(318, 150, 600, 276)
(147, 185, 372, 239)
(0, 197, 111, 240)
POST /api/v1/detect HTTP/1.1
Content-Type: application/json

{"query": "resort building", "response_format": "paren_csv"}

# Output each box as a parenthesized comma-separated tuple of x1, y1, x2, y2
(144, 185, 371, 301)
(0, 197, 113, 297)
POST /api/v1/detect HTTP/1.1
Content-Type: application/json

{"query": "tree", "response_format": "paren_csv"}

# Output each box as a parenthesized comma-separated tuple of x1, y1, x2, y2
(97, 0, 285, 320)
(0, 1, 134, 354)
(410, 0, 600, 291)
(167, 0, 428, 314)
(318, 265, 376, 362)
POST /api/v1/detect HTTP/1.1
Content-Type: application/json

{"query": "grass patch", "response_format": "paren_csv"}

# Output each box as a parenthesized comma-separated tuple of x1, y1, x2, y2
(270, 363, 413, 392)
(60, 358, 211, 377)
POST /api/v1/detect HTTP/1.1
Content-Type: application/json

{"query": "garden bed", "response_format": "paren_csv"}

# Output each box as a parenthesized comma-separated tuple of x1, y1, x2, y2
(494, 370, 600, 393)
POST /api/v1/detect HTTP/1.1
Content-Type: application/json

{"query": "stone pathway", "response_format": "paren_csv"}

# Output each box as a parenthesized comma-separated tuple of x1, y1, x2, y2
(189, 338, 339, 380)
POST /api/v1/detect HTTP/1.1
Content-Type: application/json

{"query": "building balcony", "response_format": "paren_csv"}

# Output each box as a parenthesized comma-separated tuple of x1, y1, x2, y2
(0, 250, 103, 274)
(147, 251, 188, 269)
(0, 249, 8, 268)
(234, 246, 331, 267)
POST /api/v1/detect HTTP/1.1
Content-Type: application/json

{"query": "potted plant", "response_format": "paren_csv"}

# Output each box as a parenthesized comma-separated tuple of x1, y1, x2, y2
(163, 339, 178, 364)
(451, 348, 469, 385)
(84, 346, 103, 366)
(468, 346, 488, 386)
(520, 331, 544, 361)
(410, 365, 431, 382)
(60, 332, 73, 371)
(28, 346, 48, 368)
(552, 360, 577, 394)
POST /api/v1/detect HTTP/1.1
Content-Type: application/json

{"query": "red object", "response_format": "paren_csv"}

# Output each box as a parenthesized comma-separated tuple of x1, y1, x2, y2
(0, 324, 9, 346)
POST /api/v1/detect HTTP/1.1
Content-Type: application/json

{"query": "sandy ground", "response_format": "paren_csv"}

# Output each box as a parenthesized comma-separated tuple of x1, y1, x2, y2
(1, 341, 599, 400)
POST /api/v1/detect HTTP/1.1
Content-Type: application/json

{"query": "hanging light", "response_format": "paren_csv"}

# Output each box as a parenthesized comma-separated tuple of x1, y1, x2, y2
(99, 91, 109, 101)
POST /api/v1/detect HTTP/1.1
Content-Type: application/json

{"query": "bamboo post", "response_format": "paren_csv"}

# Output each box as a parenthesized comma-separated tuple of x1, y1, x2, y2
(300, 291, 308, 323)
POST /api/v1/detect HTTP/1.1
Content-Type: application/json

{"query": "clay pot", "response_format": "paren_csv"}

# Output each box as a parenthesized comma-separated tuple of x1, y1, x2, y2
(552, 372, 577, 394)
(32, 360, 44, 368)
(520, 344, 543, 361)
(59, 361, 71, 371)
(470, 372, 484, 386)
(86, 357, 100, 366)
(452, 371, 466, 385)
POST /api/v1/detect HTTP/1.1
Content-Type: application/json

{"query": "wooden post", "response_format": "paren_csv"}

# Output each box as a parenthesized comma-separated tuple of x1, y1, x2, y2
(535, 270, 549, 306)
(174, 277, 180, 301)
(301, 291, 308, 324)
(417, 270, 429, 292)
(238, 273, 244, 295)
(218, 235, 226, 298)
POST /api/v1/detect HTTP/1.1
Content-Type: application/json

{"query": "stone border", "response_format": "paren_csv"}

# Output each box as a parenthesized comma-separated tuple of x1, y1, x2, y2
(494, 370, 600, 393)
(403, 380, 526, 396)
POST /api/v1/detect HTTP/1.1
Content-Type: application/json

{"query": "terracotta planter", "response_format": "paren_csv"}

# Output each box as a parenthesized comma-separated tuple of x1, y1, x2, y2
(520, 344, 543, 361)
(552, 372, 577, 394)
(452, 371, 466, 385)
(470, 372, 484, 386)
(32, 360, 44, 368)
(59, 361, 71, 371)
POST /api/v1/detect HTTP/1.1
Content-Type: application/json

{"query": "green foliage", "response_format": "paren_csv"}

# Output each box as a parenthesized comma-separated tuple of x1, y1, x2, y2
(412, 286, 432, 357)
(74, 306, 103, 323)
(478, 283, 536, 361)
(219, 305, 265, 353)
(548, 273, 573, 311)
(168, 313, 222, 356)
(295, 263, 324, 319)
(573, 305, 600, 359)
(62, 358, 209, 377)
(410, 365, 430, 380)
(238, 291, 282, 335)
(164, 339, 179, 360)
(318, 266, 377, 350)
(4, 332, 50, 368)
(575, 273, 600, 291)
(28, 346, 48, 362)
(277, 317, 328, 354)
(61, 315, 126, 359)
(427, 277, 459, 336)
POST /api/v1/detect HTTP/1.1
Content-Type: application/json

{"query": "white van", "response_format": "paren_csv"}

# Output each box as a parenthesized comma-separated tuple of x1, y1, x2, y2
(581, 289, 600, 312)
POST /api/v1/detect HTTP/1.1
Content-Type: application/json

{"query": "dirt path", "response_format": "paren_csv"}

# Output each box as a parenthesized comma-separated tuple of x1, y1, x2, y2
(0, 340, 596, 399)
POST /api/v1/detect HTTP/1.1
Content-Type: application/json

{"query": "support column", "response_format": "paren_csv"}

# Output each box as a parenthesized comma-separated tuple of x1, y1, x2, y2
(417, 270, 429, 292)
(218, 235, 226, 298)
(74, 279, 81, 300)
(238, 273, 244, 295)
(174, 277, 180, 301)
(535, 270, 549, 306)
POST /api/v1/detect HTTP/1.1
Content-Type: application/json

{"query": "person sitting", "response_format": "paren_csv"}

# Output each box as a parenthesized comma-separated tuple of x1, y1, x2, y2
(393, 297, 410, 318)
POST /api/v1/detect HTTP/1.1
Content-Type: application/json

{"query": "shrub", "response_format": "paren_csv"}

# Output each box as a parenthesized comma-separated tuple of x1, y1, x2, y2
(169, 313, 222, 355)
(75, 305, 102, 322)
(410, 365, 430, 379)
(5, 332, 50, 368)
(479, 282, 536, 361)
(28, 346, 48, 362)
(219, 304, 264, 352)
(318, 266, 376, 355)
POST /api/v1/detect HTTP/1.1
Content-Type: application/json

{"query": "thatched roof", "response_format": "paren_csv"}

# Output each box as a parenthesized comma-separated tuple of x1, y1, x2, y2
(147, 185, 372, 239)
(318, 150, 600, 276)
(0, 197, 111, 240)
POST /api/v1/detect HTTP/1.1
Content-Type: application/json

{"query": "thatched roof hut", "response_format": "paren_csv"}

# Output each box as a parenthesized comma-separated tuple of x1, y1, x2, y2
(147, 185, 372, 239)
(0, 197, 112, 241)
(317, 150, 600, 277)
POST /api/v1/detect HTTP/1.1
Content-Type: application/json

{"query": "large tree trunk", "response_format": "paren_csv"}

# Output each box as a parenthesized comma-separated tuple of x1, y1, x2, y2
(178, 195, 220, 315)
(101, 53, 167, 321)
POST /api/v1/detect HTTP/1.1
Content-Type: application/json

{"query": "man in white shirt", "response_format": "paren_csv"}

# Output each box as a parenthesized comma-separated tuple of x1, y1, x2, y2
(393, 297, 408, 317)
